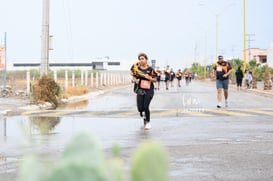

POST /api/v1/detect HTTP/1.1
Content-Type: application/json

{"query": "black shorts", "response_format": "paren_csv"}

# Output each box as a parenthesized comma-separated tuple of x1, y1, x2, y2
(165, 75, 170, 82)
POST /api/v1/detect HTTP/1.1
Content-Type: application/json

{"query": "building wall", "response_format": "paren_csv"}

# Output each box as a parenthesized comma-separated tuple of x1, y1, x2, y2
(7, 58, 135, 71)
(267, 44, 273, 67)
(245, 48, 267, 64)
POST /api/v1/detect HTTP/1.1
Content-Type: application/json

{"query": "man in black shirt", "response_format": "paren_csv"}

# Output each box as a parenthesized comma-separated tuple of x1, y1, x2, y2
(213, 55, 233, 108)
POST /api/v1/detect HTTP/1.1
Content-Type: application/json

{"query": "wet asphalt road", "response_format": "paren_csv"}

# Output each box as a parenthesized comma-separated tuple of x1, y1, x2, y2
(1, 80, 273, 181)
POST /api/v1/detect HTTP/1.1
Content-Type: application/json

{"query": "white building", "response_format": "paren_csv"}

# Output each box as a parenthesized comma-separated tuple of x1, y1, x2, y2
(7, 57, 134, 71)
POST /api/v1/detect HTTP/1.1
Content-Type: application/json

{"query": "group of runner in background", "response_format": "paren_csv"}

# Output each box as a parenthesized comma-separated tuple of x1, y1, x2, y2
(154, 65, 195, 90)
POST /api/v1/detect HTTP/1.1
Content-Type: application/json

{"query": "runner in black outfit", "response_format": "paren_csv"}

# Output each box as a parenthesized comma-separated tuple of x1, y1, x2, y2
(155, 66, 162, 90)
(131, 53, 156, 130)
(164, 65, 171, 90)
(170, 68, 175, 87)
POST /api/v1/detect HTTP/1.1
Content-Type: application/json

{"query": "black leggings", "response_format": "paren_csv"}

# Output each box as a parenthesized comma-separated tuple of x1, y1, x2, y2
(236, 78, 243, 87)
(137, 89, 154, 122)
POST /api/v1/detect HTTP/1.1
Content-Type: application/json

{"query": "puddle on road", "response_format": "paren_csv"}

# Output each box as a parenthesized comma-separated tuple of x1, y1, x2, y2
(0, 156, 20, 173)
(0, 116, 147, 149)
(58, 100, 89, 110)
(29, 117, 61, 135)
(0, 116, 62, 138)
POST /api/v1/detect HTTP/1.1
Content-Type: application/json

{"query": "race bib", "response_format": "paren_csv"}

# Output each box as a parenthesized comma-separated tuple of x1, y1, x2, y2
(216, 66, 223, 72)
(140, 80, 151, 89)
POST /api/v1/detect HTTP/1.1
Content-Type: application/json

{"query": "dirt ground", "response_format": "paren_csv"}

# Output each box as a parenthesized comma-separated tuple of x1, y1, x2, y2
(1, 77, 86, 99)
(1, 78, 27, 98)
(0, 76, 131, 116)
(0, 78, 30, 115)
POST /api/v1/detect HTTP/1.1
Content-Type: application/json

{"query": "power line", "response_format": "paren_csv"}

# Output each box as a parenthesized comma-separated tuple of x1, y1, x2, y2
(246, 34, 255, 62)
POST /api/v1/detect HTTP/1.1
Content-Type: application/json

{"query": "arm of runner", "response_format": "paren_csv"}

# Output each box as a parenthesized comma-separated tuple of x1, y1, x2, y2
(144, 74, 156, 82)
(223, 69, 233, 78)
(223, 64, 233, 78)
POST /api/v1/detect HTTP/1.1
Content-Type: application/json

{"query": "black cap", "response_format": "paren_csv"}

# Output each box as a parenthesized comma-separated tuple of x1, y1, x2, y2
(218, 55, 223, 59)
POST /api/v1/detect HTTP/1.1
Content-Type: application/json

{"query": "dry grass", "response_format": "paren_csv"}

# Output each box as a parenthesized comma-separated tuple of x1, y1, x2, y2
(5, 79, 26, 91)
(31, 76, 61, 107)
(4, 76, 90, 99)
(62, 86, 90, 97)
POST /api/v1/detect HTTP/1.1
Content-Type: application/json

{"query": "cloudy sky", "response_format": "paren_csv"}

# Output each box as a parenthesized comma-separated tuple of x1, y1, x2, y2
(1, 0, 273, 68)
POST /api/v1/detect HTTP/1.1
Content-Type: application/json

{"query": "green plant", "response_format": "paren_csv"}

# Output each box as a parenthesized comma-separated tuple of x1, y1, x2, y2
(18, 133, 169, 181)
(45, 133, 108, 181)
(255, 65, 265, 81)
(190, 62, 200, 77)
(131, 141, 168, 181)
(229, 58, 243, 79)
(19, 155, 43, 181)
(264, 64, 272, 90)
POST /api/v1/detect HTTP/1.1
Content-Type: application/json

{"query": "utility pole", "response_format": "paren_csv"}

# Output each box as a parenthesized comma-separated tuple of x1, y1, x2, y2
(243, 0, 247, 72)
(246, 34, 255, 62)
(194, 43, 200, 75)
(40, 0, 50, 77)
(199, 2, 235, 62)
(3, 32, 7, 90)
(204, 33, 207, 79)
(194, 43, 198, 62)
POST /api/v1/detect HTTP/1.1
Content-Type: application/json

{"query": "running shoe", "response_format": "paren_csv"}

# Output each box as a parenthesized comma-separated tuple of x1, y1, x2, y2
(144, 122, 151, 130)
(225, 100, 228, 107)
(217, 103, 222, 108)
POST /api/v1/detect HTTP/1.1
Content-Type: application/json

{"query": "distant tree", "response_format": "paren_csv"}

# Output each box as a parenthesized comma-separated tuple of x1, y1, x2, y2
(248, 59, 257, 70)
(191, 62, 200, 78)
(264, 64, 272, 90)
(229, 58, 243, 84)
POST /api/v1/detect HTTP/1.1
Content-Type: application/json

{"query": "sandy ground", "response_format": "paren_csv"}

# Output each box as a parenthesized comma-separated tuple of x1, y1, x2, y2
(0, 79, 30, 114)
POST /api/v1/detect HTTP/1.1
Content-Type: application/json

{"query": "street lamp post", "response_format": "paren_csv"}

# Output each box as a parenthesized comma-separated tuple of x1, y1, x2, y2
(243, 0, 247, 72)
(3, 32, 7, 91)
(215, 14, 219, 62)
(200, 3, 235, 62)
(204, 32, 207, 79)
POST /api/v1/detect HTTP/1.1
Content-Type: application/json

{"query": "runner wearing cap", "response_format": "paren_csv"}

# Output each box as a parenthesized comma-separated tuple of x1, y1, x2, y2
(213, 55, 233, 108)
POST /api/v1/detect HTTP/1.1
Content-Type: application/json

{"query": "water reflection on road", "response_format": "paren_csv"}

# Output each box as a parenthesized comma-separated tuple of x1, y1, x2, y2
(29, 117, 61, 135)
(58, 100, 89, 110)
(0, 116, 153, 151)
(0, 114, 162, 180)
(57, 90, 136, 111)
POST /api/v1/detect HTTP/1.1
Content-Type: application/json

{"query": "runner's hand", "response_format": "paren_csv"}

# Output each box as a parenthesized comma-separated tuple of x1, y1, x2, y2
(135, 79, 140, 84)
(144, 74, 152, 81)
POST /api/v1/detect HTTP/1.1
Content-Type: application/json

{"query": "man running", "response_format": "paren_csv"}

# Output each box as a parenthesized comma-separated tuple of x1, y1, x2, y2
(213, 55, 233, 108)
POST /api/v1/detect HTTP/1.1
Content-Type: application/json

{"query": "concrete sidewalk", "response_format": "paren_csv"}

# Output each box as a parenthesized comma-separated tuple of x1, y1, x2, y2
(204, 79, 273, 98)
(0, 98, 30, 116)
(237, 81, 273, 98)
